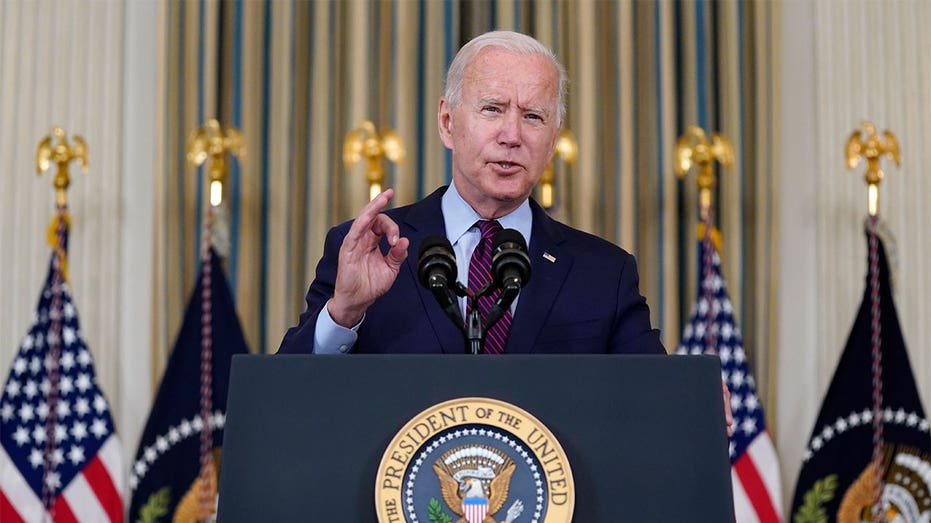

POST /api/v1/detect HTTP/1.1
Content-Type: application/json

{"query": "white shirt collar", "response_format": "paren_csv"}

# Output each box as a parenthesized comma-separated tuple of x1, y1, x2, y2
(441, 181, 533, 247)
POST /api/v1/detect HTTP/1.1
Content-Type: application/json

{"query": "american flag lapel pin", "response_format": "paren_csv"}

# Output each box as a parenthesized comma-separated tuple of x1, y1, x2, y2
(542, 252, 556, 263)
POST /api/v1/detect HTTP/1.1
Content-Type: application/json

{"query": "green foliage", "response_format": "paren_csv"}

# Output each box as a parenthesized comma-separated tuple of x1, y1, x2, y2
(135, 487, 171, 523)
(427, 497, 454, 523)
(794, 475, 838, 523)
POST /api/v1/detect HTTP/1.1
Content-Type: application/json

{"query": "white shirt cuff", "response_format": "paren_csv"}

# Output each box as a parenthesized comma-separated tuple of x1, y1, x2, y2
(313, 301, 362, 354)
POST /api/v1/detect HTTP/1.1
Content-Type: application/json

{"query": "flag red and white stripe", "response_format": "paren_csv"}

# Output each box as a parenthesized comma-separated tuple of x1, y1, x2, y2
(1, 436, 123, 522)
(731, 433, 783, 522)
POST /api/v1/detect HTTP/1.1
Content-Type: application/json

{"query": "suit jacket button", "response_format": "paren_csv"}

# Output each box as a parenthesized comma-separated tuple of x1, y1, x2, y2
(339, 344, 350, 353)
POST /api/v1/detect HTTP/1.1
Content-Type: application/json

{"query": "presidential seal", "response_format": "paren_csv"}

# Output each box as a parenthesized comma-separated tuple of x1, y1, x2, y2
(376, 397, 574, 523)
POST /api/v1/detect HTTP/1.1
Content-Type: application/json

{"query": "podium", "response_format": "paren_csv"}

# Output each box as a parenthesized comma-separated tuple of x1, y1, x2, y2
(217, 354, 735, 522)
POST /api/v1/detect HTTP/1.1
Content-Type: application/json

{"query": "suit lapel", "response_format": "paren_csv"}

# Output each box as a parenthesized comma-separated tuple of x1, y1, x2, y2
(400, 187, 466, 354)
(506, 201, 573, 354)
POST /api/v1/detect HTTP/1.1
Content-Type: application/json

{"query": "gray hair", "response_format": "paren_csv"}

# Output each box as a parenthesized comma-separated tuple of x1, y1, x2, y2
(443, 31, 568, 125)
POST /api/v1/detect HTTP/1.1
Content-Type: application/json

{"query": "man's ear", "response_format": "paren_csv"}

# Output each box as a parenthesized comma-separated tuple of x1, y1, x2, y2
(437, 98, 454, 149)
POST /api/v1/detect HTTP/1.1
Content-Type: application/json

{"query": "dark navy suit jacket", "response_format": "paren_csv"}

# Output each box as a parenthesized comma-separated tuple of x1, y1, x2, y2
(278, 187, 665, 355)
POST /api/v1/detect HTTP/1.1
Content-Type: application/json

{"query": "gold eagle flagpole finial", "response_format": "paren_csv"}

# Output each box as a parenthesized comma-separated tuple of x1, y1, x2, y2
(540, 129, 577, 210)
(674, 126, 733, 250)
(36, 127, 89, 207)
(187, 119, 245, 208)
(34, 129, 86, 503)
(36, 127, 87, 281)
(343, 120, 405, 201)
(674, 125, 734, 220)
(845, 121, 900, 217)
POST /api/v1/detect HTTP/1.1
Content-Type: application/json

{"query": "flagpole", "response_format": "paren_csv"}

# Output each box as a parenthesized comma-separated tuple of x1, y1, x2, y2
(673, 126, 734, 354)
(127, 123, 249, 520)
(846, 121, 900, 522)
(673, 128, 785, 522)
(187, 119, 244, 521)
(39, 203, 68, 521)
(35, 127, 88, 520)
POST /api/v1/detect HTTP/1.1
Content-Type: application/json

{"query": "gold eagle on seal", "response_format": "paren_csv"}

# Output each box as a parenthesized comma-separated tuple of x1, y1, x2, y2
(432, 444, 524, 523)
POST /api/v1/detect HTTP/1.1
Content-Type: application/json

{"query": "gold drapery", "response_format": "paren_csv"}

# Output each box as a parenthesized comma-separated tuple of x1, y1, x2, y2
(154, 0, 779, 412)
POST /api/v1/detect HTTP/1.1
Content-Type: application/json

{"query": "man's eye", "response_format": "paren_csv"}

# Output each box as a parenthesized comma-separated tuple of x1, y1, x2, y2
(482, 106, 500, 113)
(526, 113, 543, 122)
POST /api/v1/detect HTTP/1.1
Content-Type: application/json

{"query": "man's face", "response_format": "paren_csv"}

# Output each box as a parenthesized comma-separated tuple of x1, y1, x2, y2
(438, 47, 561, 218)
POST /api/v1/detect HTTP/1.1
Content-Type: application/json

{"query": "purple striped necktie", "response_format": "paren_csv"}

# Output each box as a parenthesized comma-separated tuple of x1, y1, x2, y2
(467, 220, 511, 354)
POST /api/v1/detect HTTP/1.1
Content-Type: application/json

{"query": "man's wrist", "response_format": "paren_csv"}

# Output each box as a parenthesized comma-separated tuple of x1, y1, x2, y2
(327, 297, 366, 328)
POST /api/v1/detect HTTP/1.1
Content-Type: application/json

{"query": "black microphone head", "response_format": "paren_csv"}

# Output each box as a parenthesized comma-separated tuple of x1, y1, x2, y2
(491, 228, 531, 287)
(491, 228, 527, 252)
(417, 235, 457, 289)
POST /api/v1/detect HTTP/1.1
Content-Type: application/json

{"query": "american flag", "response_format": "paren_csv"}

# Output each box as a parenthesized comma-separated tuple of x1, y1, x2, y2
(0, 255, 123, 522)
(676, 242, 783, 523)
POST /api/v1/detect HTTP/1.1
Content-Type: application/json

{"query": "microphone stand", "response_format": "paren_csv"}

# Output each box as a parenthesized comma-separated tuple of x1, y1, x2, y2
(451, 281, 495, 355)
(465, 298, 483, 355)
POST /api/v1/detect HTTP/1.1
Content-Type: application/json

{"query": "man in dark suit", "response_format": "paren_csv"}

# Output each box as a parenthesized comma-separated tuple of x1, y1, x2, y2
(278, 30, 664, 356)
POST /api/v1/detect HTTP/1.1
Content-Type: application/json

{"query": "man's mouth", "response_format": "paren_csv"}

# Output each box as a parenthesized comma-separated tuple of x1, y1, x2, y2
(493, 161, 520, 170)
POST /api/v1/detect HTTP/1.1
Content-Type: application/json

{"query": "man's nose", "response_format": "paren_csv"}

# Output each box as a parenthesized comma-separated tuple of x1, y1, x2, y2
(497, 113, 521, 147)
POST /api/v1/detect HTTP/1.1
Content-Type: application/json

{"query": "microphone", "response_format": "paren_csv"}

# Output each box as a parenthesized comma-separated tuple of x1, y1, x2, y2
(491, 229, 531, 290)
(484, 228, 531, 327)
(417, 235, 463, 329)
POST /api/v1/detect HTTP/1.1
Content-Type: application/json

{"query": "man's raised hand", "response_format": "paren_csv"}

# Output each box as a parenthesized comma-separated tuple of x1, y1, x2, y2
(328, 189, 410, 327)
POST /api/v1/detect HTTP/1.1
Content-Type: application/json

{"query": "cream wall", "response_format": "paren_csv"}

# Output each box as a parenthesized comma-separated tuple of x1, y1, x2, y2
(776, 0, 820, 510)
(118, 0, 158, 483)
